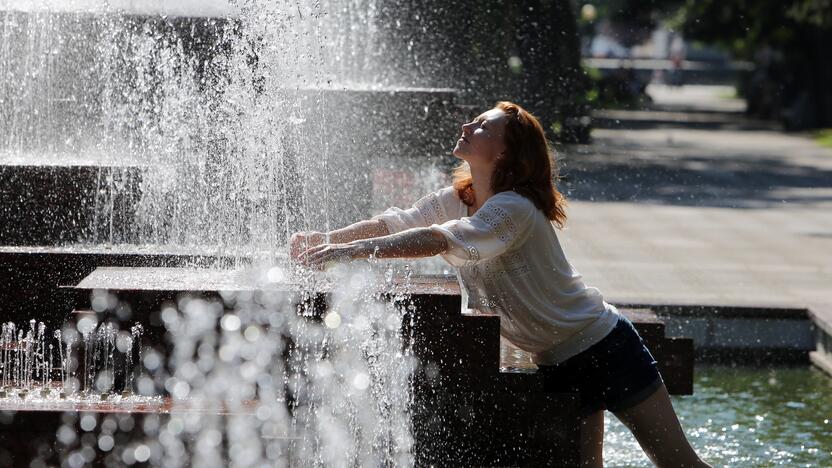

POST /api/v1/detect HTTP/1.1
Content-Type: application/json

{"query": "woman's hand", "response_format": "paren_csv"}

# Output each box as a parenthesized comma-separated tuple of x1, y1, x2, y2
(289, 231, 327, 260)
(298, 242, 370, 269)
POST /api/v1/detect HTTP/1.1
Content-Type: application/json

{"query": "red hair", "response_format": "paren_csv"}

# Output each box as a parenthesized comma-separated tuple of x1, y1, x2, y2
(452, 101, 568, 228)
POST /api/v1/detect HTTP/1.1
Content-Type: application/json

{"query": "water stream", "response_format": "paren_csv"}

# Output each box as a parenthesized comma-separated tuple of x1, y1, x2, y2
(0, 318, 143, 398)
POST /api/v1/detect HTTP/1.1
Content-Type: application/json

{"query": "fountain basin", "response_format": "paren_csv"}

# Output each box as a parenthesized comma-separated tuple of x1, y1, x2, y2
(0, 262, 694, 466)
(2, 266, 585, 466)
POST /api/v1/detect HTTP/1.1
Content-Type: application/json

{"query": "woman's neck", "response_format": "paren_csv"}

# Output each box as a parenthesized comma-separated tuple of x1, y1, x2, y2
(468, 165, 495, 213)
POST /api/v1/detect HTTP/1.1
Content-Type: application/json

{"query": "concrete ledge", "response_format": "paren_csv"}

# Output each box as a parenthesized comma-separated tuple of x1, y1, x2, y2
(808, 306, 832, 377)
(623, 303, 811, 320)
(808, 307, 832, 336)
(614, 303, 816, 366)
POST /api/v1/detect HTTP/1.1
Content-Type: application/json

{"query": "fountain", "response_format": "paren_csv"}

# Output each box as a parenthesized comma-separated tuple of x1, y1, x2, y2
(0, 1, 687, 466)
(0, 317, 145, 400)
(0, 1, 460, 249)
(0, 263, 692, 465)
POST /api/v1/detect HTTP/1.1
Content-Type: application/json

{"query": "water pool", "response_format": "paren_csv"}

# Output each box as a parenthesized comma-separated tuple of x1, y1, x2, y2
(604, 365, 832, 467)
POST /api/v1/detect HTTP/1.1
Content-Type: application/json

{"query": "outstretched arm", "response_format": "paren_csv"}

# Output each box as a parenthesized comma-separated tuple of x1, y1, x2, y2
(328, 219, 389, 244)
(299, 227, 448, 267)
(291, 186, 455, 260)
(289, 219, 389, 259)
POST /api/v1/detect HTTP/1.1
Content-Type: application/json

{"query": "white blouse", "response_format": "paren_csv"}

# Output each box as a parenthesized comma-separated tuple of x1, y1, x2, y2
(372, 186, 620, 365)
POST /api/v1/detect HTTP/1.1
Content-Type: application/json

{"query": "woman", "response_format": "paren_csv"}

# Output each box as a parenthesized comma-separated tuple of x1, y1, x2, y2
(290, 102, 710, 467)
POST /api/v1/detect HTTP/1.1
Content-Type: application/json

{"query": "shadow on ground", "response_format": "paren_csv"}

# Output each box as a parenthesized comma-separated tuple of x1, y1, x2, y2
(560, 130, 832, 209)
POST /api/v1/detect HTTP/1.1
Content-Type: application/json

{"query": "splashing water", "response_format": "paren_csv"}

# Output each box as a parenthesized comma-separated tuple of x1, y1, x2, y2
(53, 329, 64, 389)
(5, 266, 413, 466)
(122, 323, 142, 396)
(0, 1, 447, 254)
(146, 264, 417, 466)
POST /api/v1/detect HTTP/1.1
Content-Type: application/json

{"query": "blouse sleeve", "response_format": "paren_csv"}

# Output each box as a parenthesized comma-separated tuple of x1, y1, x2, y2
(429, 192, 536, 267)
(371, 186, 458, 235)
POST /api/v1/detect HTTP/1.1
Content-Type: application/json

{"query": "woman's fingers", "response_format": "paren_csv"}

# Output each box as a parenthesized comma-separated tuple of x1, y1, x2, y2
(297, 244, 353, 267)
(297, 244, 333, 266)
(289, 231, 326, 259)
(289, 235, 309, 259)
(300, 244, 327, 258)
(306, 248, 331, 265)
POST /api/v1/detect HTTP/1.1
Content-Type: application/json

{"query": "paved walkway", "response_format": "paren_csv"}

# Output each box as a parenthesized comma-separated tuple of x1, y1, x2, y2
(557, 85, 832, 314)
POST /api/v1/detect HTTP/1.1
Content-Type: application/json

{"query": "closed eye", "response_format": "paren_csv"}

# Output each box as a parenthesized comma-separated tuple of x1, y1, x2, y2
(469, 117, 487, 132)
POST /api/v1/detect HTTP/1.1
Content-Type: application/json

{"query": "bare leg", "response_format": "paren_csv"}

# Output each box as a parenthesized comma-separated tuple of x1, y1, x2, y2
(580, 410, 604, 468)
(613, 383, 711, 468)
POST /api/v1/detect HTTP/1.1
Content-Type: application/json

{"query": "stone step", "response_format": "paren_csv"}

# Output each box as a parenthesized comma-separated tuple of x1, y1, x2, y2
(620, 307, 666, 339)
(650, 304, 814, 365)
(411, 388, 580, 467)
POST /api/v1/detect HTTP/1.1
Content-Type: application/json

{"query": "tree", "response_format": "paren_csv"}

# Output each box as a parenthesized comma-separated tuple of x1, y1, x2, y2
(672, 0, 832, 129)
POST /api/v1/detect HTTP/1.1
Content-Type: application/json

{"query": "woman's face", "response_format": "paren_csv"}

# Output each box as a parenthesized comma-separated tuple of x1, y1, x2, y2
(452, 108, 507, 166)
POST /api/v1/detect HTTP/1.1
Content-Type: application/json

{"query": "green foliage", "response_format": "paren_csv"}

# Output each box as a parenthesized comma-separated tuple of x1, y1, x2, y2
(813, 129, 832, 149)
(583, 0, 673, 29)
(670, 0, 832, 128)
(582, 65, 650, 110)
(672, 0, 831, 58)
(786, 0, 832, 26)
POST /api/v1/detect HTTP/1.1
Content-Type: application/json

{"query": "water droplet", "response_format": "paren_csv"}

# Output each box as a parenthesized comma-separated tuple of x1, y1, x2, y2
(352, 372, 370, 391)
(134, 444, 151, 462)
(266, 266, 285, 283)
(221, 314, 241, 332)
(324, 312, 342, 329)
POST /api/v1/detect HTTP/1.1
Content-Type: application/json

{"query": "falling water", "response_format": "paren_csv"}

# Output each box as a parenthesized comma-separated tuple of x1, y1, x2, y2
(53, 329, 64, 389)
(121, 323, 141, 396)
(146, 265, 417, 466)
(0, 0, 446, 254)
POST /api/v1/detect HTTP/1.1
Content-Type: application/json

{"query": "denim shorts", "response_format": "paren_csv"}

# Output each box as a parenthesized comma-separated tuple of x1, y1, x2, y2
(537, 314, 663, 417)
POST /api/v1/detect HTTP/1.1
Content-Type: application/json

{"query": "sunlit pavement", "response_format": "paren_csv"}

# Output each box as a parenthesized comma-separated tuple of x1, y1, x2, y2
(559, 85, 832, 318)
